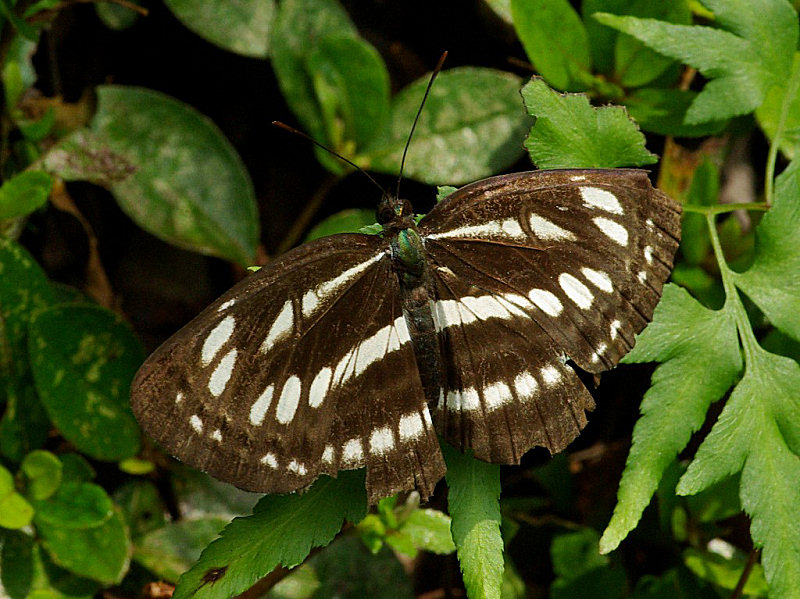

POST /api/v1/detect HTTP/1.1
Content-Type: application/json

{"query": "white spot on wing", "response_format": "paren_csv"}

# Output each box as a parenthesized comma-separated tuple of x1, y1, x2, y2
(570, 174, 587, 181)
(529, 213, 577, 241)
(287, 459, 307, 475)
(610, 320, 622, 340)
(210, 429, 222, 442)
(591, 343, 608, 363)
(321, 445, 334, 464)
(202, 316, 235, 366)
(217, 299, 236, 312)
(637, 270, 648, 284)
(399, 412, 425, 440)
(593, 217, 629, 246)
(342, 438, 364, 464)
(208, 349, 238, 396)
(369, 427, 395, 455)
(308, 367, 332, 408)
(513, 371, 538, 399)
(528, 289, 563, 317)
(249, 384, 275, 426)
(581, 267, 614, 293)
(541, 366, 561, 386)
(483, 381, 513, 410)
(175, 392, 183, 404)
(426, 218, 527, 242)
(261, 300, 293, 353)
(261, 453, 278, 469)
(275, 376, 302, 424)
(580, 186, 623, 215)
(301, 252, 384, 318)
(190, 414, 203, 434)
(559, 273, 594, 309)
(644, 245, 653, 264)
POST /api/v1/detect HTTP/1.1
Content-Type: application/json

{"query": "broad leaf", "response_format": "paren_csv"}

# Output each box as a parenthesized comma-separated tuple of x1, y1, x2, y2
(271, 0, 358, 144)
(21, 450, 62, 501)
(305, 209, 377, 241)
(0, 465, 34, 529)
(90, 86, 259, 265)
(594, 0, 798, 124)
(400, 509, 456, 555)
(39, 129, 135, 188)
(521, 77, 655, 168)
(164, 0, 275, 58)
(442, 443, 503, 599)
(33, 482, 114, 529)
(599, 285, 742, 553)
(0, 170, 52, 219)
(27, 304, 143, 461)
(510, 0, 590, 91)
(173, 470, 367, 599)
(732, 160, 800, 341)
(624, 88, 727, 137)
(363, 68, 528, 185)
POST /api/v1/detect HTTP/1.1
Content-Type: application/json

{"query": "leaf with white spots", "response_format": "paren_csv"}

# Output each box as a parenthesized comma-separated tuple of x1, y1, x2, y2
(28, 304, 144, 461)
(363, 67, 530, 185)
(163, 0, 275, 58)
(90, 85, 259, 266)
(173, 470, 367, 599)
(521, 77, 656, 169)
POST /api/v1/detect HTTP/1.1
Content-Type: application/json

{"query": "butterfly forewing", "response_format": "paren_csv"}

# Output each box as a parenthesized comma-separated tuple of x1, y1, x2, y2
(419, 169, 680, 458)
(132, 234, 442, 500)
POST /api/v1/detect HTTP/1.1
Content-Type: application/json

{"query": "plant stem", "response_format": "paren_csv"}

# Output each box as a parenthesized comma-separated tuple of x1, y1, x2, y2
(683, 202, 769, 215)
(731, 548, 759, 599)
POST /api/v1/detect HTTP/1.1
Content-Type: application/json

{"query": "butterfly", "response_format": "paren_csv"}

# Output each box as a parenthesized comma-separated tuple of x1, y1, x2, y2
(131, 167, 681, 504)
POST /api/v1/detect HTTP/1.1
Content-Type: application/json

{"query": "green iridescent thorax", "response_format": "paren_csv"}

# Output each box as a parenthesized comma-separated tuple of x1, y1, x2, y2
(392, 227, 425, 275)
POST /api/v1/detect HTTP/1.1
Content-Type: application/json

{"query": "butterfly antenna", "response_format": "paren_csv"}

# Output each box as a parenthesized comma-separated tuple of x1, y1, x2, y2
(272, 120, 388, 196)
(395, 51, 448, 201)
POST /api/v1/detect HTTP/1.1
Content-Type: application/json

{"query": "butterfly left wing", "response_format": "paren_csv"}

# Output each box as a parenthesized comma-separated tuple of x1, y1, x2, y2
(418, 169, 681, 462)
(132, 233, 444, 503)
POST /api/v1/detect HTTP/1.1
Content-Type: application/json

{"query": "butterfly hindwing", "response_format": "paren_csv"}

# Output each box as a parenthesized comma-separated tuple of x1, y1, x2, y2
(132, 234, 443, 501)
(419, 169, 681, 459)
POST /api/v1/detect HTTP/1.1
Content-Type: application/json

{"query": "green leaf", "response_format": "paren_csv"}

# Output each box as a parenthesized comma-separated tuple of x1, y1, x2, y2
(436, 186, 457, 203)
(307, 535, 413, 599)
(171, 468, 261, 521)
(95, 0, 140, 30)
(732, 160, 800, 341)
(305, 209, 377, 241)
(363, 68, 528, 185)
(118, 456, 155, 475)
(756, 52, 800, 159)
(2, 37, 38, 108)
(37, 507, 130, 584)
(0, 170, 51, 220)
(442, 443, 503, 599)
(676, 348, 800, 596)
(0, 530, 34, 598)
(33, 482, 114, 529)
(59, 453, 95, 484)
(0, 384, 51, 462)
(306, 34, 390, 156)
(552, 529, 609, 580)
(11, 538, 100, 599)
(624, 88, 728, 137)
(521, 77, 656, 168)
(113, 480, 167, 539)
(173, 470, 367, 599)
(271, 0, 358, 144)
(90, 86, 259, 265)
(27, 304, 143, 461)
(683, 546, 768, 596)
(400, 509, 456, 555)
(39, 129, 135, 188)
(163, 0, 274, 58)
(21, 450, 62, 500)
(599, 285, 742, 554)
(134, 517, 230, 582)
(510, 0, 591, 91)
(679, 159, 719, 266)
(0, 464, 35, 529)
(594, 0, 798, 124)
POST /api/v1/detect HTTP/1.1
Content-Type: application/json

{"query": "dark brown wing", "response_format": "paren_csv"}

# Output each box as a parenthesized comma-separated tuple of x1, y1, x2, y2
(418, 169, 681, 461)
(132, 234, 444, 503)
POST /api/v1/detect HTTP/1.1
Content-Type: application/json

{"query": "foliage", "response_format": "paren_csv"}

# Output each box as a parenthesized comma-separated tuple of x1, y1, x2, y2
(1, 0, 799, 598)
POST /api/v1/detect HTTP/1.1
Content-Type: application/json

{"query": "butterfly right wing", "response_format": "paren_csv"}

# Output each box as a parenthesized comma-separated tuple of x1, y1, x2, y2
(131, 233, 443, 503)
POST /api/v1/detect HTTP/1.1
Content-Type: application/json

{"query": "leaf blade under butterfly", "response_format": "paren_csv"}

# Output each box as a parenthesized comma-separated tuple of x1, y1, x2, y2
(521, 78, 656, 168)
(173, 470, 367, 599)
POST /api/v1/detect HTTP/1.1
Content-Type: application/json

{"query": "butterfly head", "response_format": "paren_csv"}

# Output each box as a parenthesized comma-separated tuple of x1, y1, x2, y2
(377, 193, 415, 234)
